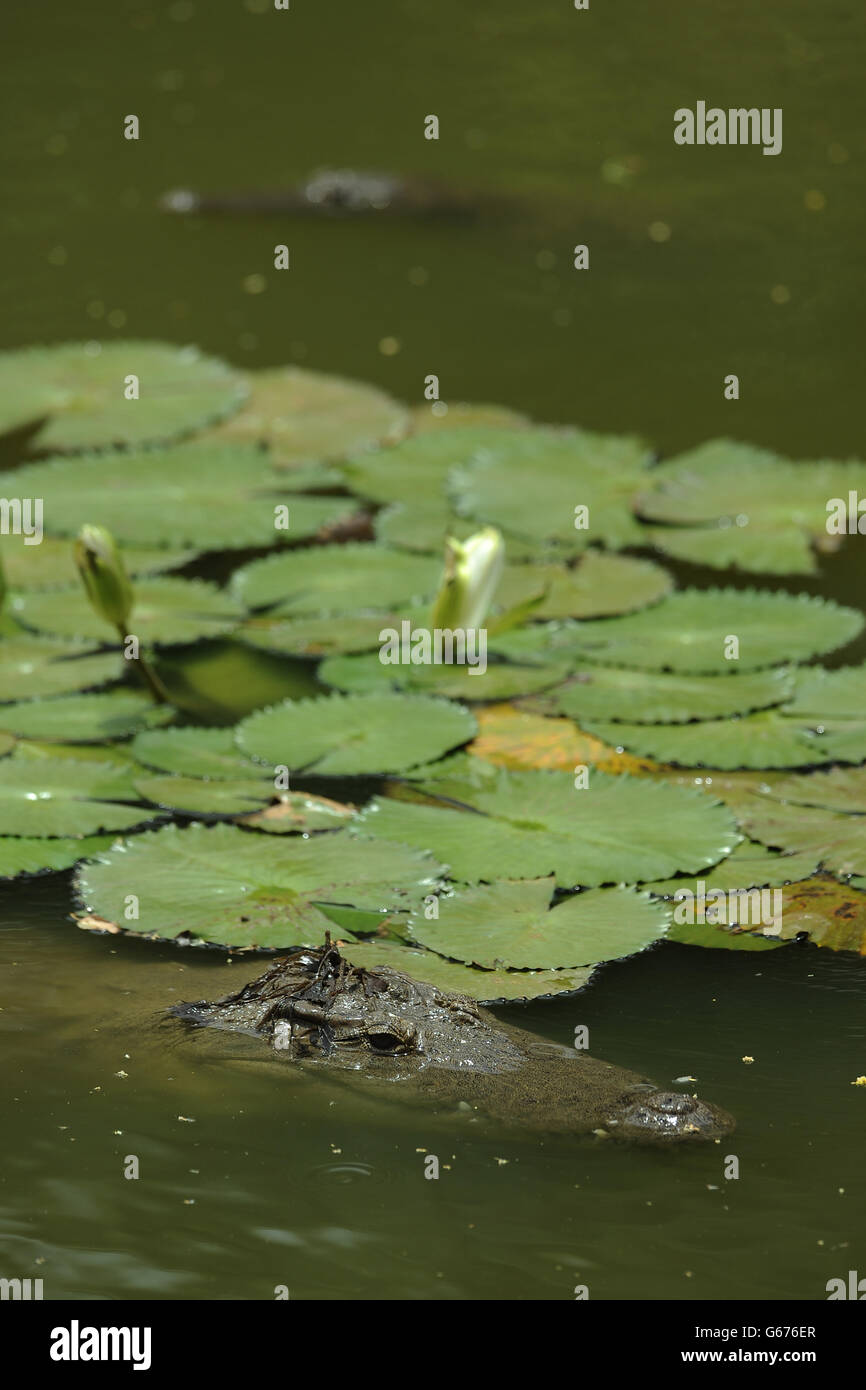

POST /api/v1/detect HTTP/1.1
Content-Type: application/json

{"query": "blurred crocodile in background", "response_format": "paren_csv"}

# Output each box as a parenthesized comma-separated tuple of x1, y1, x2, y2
(171, 938, 735, 1145)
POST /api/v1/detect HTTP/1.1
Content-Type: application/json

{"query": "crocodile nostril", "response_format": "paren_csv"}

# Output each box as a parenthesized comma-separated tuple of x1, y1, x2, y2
(651, 1092, 698, 1115)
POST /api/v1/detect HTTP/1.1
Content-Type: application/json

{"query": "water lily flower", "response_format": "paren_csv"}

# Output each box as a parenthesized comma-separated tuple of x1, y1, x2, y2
(73, 523, 134, 632)
(431, 526, 505, 631)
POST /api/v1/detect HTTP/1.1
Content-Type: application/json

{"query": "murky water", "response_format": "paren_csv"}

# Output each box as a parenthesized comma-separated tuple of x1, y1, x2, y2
(1, 0, 865, 1300)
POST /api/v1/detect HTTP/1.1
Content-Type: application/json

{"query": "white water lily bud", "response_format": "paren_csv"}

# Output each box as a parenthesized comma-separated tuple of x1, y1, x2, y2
(74, 524, 134, 630)
(431, 526, 504, 631)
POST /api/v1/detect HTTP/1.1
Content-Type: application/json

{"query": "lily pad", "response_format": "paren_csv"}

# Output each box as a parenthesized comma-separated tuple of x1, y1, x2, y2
(130, 726, 272, 780)
(762, 766, 866, 813)
(637, 441, 866, 575)
(0, 833, 117, 879)
(583, 710, 833, 770)
(0, 535, 195, 590)
(739, 796, 866, 878)
(0, 635, 123, 702)
(11, 576, 243, 646)
(409, 402, 530, 434)
(409, 877, 669, 969)
(496, 589, 863, 673)
(237, 692, 477, 776)
(318, 650, 570, 701)
(494, 551, 673, 620)
(0, 753, 148, 836)
(342, 426, 522, 506)
(646, 840, 823, 897)
(553, 666, 793, 725)
(132, 774, 275, 817)
(0, 341, 246, 449)
(783, 663, 866, 761)
(231, 543, 441, 615)
(239, 613, 394, 658)
(2, 443, 351, 550)
(209, 365, 409, 466)
(452, 428, 652, 551)
(466, 705, 659, 776)
(341, 938, 594, 1003)
(74, 822, 444, 948)
(0, 691, 173, 743)
(238, 793, 356, 834)
(360, 768, 738, 887)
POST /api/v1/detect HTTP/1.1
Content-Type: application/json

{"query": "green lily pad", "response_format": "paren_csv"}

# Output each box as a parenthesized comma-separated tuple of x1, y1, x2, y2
(497, 589, 863, 674)
(0, 341, 246, 449)
(0, 535, 195, 590)
(637, 441, 866, 575)
(494, 551, 673, 620)
(342, 426, 522, 505)
(238, 612, 393, 659)
(553, 666, 793, 725)
(130, 726, 271, 780)
(209, 365, 409, 466)
(318, 650, 570, 701)
(10, 576, 243, 646)
(231, 543, 441, 615)
(409, 876, 669, 969)
(0, 753, 148, 836)
(74, 822, 444, 948)
(0, 833, 117, 879)
(645, 840, 823, 897)
(1, 443, 351, 550)
(762, 766, 866, 813)
(0, 733, 15, 758)
(783, 663, 866, 761)
(452, 428, 652, 551)
(409, 402, 530, 434)
(0, 635, 123, 702)
(341, 938, 594, 1003)
(132, 774, 275, 817)
(583, 710, 833, 770)
(0, 691, 173, 743)
(237, 692, 476, 776)
(238, 792, 356, 834)
(360, 768, 738, 887)
(739, 796, 866, 878)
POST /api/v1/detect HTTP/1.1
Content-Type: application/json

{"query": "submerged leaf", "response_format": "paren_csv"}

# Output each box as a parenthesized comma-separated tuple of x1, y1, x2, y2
(409, 877, 669, 968)
(238, 793, 355, 834)
(0, 341, 246, 449)
(75, 823, 444, 948)
(237, 692, 477, 776)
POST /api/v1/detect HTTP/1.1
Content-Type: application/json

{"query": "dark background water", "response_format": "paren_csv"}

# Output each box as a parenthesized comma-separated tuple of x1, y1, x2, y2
(1, 0, 865, 1301)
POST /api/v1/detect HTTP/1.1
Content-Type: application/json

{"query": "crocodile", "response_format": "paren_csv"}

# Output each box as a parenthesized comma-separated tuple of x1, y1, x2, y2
(159, 168, 480, 218)
(171, 939, 734, 1144)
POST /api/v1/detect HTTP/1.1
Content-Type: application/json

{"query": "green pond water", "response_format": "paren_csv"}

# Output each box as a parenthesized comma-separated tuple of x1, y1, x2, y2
(2, 0, 865, 1300)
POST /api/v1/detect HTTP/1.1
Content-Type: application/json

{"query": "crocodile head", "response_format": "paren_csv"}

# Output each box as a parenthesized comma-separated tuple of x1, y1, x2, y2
(171, 938, 523, 1076)
(604, 1084, 733, 1143)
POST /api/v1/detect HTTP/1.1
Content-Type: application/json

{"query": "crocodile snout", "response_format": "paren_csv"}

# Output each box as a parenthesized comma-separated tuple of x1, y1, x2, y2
(612, 1088, 735, 1143)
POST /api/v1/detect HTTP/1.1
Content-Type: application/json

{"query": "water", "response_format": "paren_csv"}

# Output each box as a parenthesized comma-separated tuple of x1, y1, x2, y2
(1, 0, 865, 1301)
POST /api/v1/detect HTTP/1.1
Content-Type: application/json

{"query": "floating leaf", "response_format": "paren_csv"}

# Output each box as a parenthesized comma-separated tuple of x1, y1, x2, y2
(1, 443, 350, 550)
(409, 876, 669, 968)
(583, 710, 832, 770)
(452, 428, 652, 551)
(740, 796, 866, 878)
(0, 635, 123, 702)
(0, 535, 194, 591)
(238, 793, 356, 834)
(209, 365, 408, 466)
(0, 691, 173, 743)
(318, 650, 570, 701)
(360, 768, 738, 887)
(342, 426, 520, 505)
(637, 441, 866, 575)
(132, 774, 274, 817)
(762, 766, 866, 813)
(409, 402, 530, 434)
(553, 666, 793, 725)
(0, 753, 148, 836)
(130, 726, 270, 780)
(646, 840, 822, 897)
(75, 823, 444, 948)
(237, 692, 477, 776)
(496, 551, 672, 620)
(768, 878, 866, 953)
(495, 589, 863, 673)
(239, 613, 393, 658)
(0, 833, 117, 879)
(231, 543, 441, 615)
(0, 733, 15, 758)
(0, 341, 246, 449)
(341, 938, 593, 1003)
(466, 705, 659, 775)
(11, 575, 243, 646)
(783, 663, 866, 761)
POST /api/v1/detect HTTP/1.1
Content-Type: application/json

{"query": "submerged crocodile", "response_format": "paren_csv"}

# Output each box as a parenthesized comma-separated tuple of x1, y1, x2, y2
(171, 940, 734, 1145)
(159, 168, 482, 218)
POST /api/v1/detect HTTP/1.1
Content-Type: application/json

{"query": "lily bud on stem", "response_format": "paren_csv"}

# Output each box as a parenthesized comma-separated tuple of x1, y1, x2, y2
(73, 524, 170, 705)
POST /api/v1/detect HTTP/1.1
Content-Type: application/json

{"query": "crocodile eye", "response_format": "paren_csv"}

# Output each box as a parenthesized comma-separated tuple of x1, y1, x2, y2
(368, 1029, 412, 1054)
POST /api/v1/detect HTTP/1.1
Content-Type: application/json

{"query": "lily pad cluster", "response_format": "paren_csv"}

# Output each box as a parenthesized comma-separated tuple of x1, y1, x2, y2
(1, 340, 865, 999)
